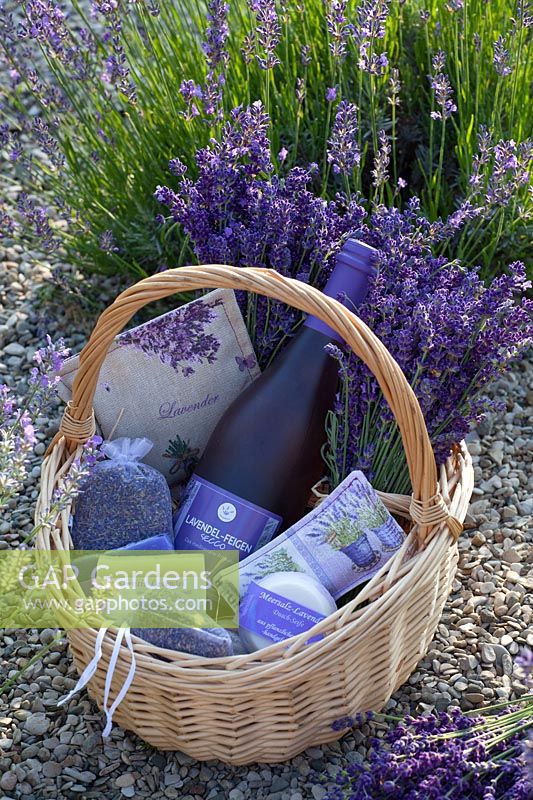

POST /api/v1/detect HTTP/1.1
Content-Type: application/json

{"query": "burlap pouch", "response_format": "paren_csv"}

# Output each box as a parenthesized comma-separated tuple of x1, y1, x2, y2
(58, 289, 260, 484)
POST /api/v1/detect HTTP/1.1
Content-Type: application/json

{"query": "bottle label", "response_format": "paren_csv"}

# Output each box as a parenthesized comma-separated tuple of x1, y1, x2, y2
(240, 581, 325, 644)
(173, 476, 282, 559)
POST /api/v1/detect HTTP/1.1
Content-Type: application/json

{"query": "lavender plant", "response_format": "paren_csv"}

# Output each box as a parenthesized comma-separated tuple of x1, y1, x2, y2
(0, 0, 531, 279)
(157, 102, 532, 492)
(1, 336, 69, 509)
(0, 336, 100, 541)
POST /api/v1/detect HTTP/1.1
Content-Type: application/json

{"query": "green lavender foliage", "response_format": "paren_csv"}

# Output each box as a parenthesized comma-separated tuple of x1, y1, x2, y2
(326, 515, 364, 549)
(1, 0, 531, 279)
(357, 498, 389, 529)
(253, 548, 304, 577)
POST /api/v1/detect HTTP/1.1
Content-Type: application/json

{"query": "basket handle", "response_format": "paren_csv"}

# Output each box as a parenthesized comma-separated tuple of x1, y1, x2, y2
(52, 264, 456, 547)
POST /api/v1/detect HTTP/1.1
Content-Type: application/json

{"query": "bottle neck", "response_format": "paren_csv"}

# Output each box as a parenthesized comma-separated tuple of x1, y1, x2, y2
(303, 256, 373, 344)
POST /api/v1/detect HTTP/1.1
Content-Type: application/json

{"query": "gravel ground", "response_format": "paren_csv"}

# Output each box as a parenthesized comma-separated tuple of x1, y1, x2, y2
(0, 194, 532, 798)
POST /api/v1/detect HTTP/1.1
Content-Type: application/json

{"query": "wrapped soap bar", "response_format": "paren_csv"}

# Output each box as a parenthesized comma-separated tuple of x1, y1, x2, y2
(240, 572, 336, 652)
(131, 626, 233, 657)
(214, 470, 406, 609)
(71, 437, 173, 550)
(118, 534, 173, 551)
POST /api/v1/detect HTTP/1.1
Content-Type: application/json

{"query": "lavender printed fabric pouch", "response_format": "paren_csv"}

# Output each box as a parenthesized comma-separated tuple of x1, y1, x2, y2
(58, 289, 260, 485)
(214, 471, 406, 610)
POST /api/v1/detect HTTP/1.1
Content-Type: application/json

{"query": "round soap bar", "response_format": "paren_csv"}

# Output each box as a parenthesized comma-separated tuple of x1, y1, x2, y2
(239, 571, 337, 653)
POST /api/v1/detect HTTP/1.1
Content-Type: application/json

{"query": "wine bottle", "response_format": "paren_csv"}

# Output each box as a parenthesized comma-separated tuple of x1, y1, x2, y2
(173, 239, 377, 559)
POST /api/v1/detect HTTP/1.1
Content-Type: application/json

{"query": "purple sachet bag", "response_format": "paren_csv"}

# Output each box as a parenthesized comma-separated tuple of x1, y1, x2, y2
(71, 437, 173, 550)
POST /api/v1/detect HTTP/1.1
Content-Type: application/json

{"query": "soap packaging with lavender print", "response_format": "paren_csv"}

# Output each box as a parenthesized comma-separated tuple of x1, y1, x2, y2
(58, 289, 261, 486)
(71, 437, 174, 550)
(214, 470, 406, 612)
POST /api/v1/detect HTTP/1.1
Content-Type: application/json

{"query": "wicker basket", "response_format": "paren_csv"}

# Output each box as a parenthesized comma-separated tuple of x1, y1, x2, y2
(36, 265, 474, 765)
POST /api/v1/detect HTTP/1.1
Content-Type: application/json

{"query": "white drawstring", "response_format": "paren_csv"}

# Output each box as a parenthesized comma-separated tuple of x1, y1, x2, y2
(57, 627, 107, 707)
(58, 626, 137, 740)
(102, 627, 136, 738)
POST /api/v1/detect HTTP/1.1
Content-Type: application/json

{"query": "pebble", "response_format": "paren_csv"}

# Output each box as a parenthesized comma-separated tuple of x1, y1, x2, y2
(479, 476, 502, 492)
(465, 693, 485, 705)
(501, 506, 517, 520)
(23, 713, 50, 736)
(39, 629, 57, 646)
(42, 762, 62, 778)
(81, 733, 102, 755)
(488, 442, 504, 465)
(116, 774, 136, 788)
(3, 341, 26, 356)
(64, 768, 96, 783)
(491, 644, 509, 662)
(53, 744, 70, 762)
(502, 548, 521, 563)
(518, 498, 533, 516)
(460, 655, 479, 670)
(0, 773, 17, 792)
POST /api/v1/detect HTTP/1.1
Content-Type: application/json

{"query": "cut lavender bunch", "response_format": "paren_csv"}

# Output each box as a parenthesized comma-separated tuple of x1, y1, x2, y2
(323, 688, 533, 799)
(157, 104, 532, 493)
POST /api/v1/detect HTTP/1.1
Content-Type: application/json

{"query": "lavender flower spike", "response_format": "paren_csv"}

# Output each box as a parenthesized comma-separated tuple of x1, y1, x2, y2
(250, 0, 281, 70)
(200, 0, 230, 119)
(356, 0, 390, 40)
(327, 101, 360, 175)
(432, 50, 446, 73)
(429, 52, 457, 121)
(354, 0, 390, 74)
(326, 0, 351, 62)
(493, 35, 512, 76)
(202, 0, 230, 72)
(372, 130, 390, 188)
